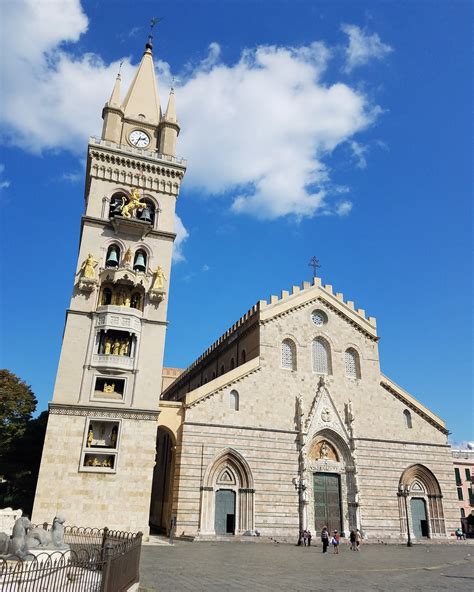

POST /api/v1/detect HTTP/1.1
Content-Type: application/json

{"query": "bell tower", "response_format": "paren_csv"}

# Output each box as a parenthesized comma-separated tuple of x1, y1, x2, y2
(32, 37, 186, 534)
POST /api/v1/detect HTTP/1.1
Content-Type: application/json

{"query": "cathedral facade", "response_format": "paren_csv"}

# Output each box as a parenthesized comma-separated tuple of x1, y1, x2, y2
(33, 38, 459, 542)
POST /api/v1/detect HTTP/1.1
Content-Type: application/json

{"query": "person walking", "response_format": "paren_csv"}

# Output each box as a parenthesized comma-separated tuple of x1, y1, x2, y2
(303, 529, 308, 546)
(321, 526, 329, 553)
(332, 530, 340, 554)
(356, 528, 362, 550)
(307, 530, 312, 547)
(349, 530, 357, 551)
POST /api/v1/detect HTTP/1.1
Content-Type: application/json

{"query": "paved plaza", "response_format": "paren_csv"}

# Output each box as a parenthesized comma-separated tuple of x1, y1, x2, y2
(139, 540, 474, 592)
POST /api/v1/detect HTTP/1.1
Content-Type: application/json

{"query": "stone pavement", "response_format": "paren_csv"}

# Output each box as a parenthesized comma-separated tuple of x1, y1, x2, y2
(139, 541, 474, 592)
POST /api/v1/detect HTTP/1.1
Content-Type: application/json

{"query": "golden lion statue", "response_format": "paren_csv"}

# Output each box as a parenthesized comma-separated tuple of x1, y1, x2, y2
(121, 188, 148, 218)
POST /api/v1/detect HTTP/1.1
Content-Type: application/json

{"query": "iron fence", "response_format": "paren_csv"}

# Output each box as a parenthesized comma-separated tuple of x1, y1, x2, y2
(0, 525, 142, 592)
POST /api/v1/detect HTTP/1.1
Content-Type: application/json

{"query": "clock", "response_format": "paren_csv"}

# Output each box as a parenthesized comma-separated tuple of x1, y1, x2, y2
(129, 130, 150, 148)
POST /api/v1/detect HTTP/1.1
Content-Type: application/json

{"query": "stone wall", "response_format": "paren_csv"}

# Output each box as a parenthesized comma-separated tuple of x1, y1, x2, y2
(32, 411, 157, 534)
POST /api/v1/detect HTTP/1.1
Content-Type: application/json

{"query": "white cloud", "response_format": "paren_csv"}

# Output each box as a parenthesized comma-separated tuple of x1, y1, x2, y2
(1, 2, 387, 222)
(336, 200, 352, 216)
(341, 24, 392, 72)
(173, 214, 189, 263)
(350, 140, 368, 169)
(0, 164, 10, 190)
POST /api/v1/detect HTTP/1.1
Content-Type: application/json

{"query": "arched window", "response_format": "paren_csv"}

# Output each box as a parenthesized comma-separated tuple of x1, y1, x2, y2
(105, 244, 120, 268)
(229, 390, 239, 411)
(133, 249, 147, 272)
(220, 364, 225, 375)
(281, 339, 296, 370)
(344, 348, 360, 378)
(312, 338, 331, 374)
(241, 349, 247, 364)
(403, 409, 412, 429)
(230, 358, 235, 370)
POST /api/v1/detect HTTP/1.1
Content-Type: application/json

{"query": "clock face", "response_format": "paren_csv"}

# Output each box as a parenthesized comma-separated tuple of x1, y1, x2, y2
(129, 130, 150, 148)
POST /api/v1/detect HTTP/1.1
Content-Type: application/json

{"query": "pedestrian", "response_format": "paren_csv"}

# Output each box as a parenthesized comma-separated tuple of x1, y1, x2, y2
(356, 528, 362, 550)
(349, 529, 357, 551)
(321, 526, 329, 553)
(332, 530, 340, 554)
(303, 529, 308, 546)
(307, 529, 312, 547)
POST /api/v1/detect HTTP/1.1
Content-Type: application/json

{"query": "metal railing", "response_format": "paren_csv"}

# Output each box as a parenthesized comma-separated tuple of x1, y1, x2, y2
(0, 525, 142, 592)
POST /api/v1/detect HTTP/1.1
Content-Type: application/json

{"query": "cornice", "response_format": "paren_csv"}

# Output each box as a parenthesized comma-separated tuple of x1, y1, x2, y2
(49, 403, 160, 421)
(380, 380, 448, 435)
(81, 215, 177, 241)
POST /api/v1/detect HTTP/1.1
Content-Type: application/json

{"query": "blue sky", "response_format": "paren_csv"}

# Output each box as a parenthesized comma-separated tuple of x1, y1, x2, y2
(0, 0, 472, 443)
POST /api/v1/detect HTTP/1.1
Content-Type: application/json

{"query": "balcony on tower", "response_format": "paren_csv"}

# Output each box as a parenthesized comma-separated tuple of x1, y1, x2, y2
(92, 329, 137, 371)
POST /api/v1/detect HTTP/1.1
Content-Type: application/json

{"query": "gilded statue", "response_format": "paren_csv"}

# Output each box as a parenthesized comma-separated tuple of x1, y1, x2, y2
(112, 339, 121, 355)
(87, 426, 93, 447)
(119, 339, 129, 356)
(152, 266, 166, 290)
(103, 382, 115, 393)
(81, 254, 98, 279)
(121, 188, 148, 218)
(104, 337, 112, 355)
(123, 248, 133, 266)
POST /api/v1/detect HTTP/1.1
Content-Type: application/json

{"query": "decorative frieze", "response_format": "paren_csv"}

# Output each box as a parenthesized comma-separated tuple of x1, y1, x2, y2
(48, 404, 159, 421)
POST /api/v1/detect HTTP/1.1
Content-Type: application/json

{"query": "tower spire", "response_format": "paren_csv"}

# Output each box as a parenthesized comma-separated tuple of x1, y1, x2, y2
(108, 70, 122, 106)
(121, 41, 161, 125)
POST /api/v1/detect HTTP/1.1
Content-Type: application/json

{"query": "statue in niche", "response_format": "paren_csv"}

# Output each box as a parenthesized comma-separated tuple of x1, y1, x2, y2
(123, 248, 133, 267)
(319, 440, 330, 460)
(104, 336, 112, 355)
(345, 399, 355, 429)
(152, 266, 166, 290)
(131, 292, 141, 309)
(81, 254, 98, 279)
(121, 188, 148, 218)
(103, 382, 115, 393)
(110, 425, 118, 448)
(119, 339, 129, 356)
(87, 426, 94, 447)
(124, 294, 131, 307)
(112, 338, 121, 355)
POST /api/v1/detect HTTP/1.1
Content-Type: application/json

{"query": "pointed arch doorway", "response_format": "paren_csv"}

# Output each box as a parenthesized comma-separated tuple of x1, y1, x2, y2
(200, 448, 255, 536)
(398, 464, 446, 539)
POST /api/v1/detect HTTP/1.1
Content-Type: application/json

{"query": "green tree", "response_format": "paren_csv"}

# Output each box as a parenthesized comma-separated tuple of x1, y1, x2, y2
(0, 370, 46, 516)
(0, 369, 37, 451)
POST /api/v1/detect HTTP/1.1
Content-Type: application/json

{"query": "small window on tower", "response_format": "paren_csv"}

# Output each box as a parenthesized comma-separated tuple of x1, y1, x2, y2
(80, 419, 121, 473)
(93, 377, 125, 401)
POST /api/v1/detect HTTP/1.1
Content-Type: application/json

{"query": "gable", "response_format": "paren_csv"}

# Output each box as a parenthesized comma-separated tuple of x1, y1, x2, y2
(259, 277, 378, 341)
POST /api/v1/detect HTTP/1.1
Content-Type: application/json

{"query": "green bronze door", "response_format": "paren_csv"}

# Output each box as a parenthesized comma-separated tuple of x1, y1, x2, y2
(410, 497, 428, 538)
(313, 473, 342, 533)
(214, 489, 236, 535)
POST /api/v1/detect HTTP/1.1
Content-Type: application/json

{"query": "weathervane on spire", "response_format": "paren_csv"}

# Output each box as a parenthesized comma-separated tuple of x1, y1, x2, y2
(308, 256, 321, 279)
(147, 17, 162, 47)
